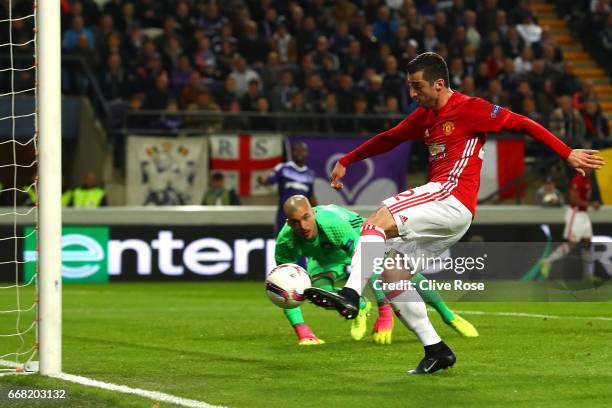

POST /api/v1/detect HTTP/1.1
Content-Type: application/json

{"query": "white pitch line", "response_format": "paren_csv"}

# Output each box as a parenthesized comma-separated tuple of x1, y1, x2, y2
(0, 359, 21, 368)
(51, 373, 226, 408)
(453, 309, 612, 321)
(0, 359, 224, 408)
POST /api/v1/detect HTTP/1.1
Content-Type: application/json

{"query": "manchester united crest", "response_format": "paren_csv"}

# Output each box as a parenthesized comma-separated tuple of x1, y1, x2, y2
(442, 121, 455, 135)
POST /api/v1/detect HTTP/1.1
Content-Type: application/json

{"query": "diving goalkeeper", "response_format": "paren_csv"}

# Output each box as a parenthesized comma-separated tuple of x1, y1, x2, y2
(275, 195, 478, 345)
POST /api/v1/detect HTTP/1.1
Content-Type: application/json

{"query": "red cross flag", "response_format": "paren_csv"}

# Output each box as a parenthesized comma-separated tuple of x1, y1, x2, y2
(210, 134, 283, 196)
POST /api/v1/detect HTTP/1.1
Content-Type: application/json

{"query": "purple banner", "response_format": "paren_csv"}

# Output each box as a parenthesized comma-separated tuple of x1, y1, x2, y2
(289, 137, 412, 205)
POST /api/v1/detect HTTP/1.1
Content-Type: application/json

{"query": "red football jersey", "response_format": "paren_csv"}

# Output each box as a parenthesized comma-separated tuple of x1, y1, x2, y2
(339, 91, 572, 215)
(569, 174, 591, 211)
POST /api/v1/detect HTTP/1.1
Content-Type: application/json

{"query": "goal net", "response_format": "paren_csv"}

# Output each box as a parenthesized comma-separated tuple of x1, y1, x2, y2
(0, 0, 61, 375)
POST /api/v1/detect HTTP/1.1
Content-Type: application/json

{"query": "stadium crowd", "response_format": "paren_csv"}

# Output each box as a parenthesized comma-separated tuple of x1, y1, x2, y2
(55, 0, 611, 145)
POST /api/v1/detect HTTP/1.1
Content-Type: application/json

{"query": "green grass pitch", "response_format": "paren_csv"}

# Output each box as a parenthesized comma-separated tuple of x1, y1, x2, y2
(1, 282, 612, 407)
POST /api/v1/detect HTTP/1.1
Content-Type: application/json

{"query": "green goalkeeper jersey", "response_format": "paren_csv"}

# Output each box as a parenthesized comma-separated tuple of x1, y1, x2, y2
(275, 205, 364, 276)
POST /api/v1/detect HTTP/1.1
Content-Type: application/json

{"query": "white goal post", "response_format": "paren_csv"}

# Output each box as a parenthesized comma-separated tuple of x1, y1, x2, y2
(37, 0, 62, 375)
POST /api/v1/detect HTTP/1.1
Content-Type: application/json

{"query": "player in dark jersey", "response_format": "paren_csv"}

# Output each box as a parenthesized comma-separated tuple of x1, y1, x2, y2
(304, 52, 605, 374)
(540, 170, 601, 280)
(258, 142, 317, 233)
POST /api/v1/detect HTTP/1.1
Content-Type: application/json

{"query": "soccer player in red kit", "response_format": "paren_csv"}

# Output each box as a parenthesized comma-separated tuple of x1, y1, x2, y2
(540, 170, 601, 280)
(304, 52, 605, 374)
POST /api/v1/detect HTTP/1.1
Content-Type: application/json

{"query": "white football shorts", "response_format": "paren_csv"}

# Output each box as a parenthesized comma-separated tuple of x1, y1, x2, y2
(381, 182, 472, 269)
(563, 208, 593, 242)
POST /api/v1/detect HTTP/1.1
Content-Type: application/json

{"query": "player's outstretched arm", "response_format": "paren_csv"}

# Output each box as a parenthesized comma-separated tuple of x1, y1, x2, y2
(566, 149, 605, 177)
(332, 109, 426, 188)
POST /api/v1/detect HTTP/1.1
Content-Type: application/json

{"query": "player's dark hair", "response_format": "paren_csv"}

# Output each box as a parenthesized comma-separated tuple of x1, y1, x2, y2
(406, 52, 450, 88)
(212, 172, 224, 181)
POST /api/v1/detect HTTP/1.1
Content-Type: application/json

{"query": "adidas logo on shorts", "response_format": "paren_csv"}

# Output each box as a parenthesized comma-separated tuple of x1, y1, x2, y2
(399, 215, 409, 224)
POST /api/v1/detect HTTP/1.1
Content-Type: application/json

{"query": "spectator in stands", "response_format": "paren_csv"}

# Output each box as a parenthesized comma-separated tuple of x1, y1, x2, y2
(535, 78, 558, 126)
(366, 74, 387, 114)
(143, 71, 171, 110)
(202, 173, 240, 206)
(271, 17, 297, 64)
(240, 79, 264, 112)
(448, 57, 465, 89)
(332, 0, 359, 24)
(211, 76, 235, 110)
(238, 20, 269, 65)
(373, 5, 398, 44)
(464, 10, 481, 50)
(321, 93, 339, 131)
(286, 92, 312, 131)
(514, 46, 535, 75)
(527, 59, 547, 93)
(330, 21, 354, 58)
(186, 90, 221, 133)
(422, 22, 439, 52)
(448, 25, 466, 58)
(535, 177, 564, 207)
(260, 51, 283, 92)
(573, 79, 598, 111)
(352, 95, 377, 133)
(495, 9, 509, 37)
(522, 97, 543, 124)
(116, 1, 138, 33)
(499, 58, 521, 92)
(261, 7, 278, 38)
(510, 80, 534, 114)
(396, 34, 417, 67)
(516, 14, 542, 45)
(180, 71, 205, 109)
(479, 30, 502, 63)
(382, 56, 406, 110)
(304, 73, 327, 113)
(170, 55, 192, 96)
(100, 53, 132, 101)
(549, 95, 587, 147)
(310, 35, 340, 71)
(199, 3, 227, 39)
(296, 16, 319, 59)
(486, 45, 505, 78)
(93, 14, 116, 51)
(270, 70, 298, 112)
(461, 76, 477, 97)
(223, 99, 248, 131)
(194, 36, 216, 78)
(433, 11, 451, 45)
(484, 79, 509, 107)
(556, 61, 582, 96)
(211, 23, 237, 55)
(479, 0, 500, 35)
(336, 74, 356, 114)
(582, 101, 610, 142)
(229, 56, 261, 98)
(250, 97, 275, 131)
(534, 28, 563, 63)
(63, 16, 96, 51)
(71, 172, 106, 208)
(155, 99, 183, 132)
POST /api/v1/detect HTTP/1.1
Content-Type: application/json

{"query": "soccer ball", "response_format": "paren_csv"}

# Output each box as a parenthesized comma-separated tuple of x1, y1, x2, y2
(265, 263, 311, 309)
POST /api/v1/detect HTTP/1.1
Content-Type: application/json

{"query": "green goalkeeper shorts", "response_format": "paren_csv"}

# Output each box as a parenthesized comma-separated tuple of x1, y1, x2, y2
(306, 259, 350, 283)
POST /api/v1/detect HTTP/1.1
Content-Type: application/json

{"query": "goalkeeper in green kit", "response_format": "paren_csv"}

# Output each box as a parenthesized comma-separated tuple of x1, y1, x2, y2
(275, 195, 478, 345)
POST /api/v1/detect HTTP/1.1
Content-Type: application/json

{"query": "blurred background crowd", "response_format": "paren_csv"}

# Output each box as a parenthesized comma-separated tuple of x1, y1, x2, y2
(52, 0, 611, 144)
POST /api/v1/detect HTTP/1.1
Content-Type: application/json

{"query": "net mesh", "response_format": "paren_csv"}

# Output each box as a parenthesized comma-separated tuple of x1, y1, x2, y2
(0, 0, 38, 372)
